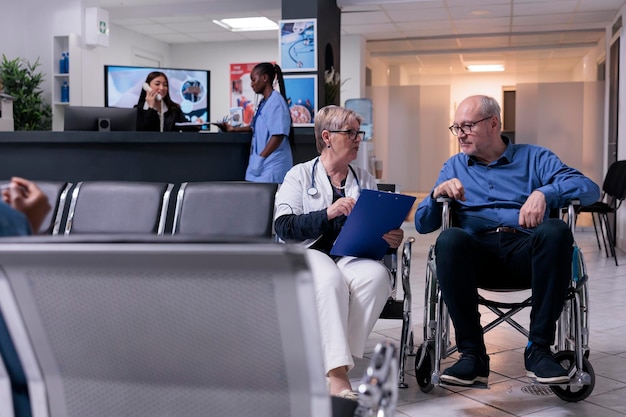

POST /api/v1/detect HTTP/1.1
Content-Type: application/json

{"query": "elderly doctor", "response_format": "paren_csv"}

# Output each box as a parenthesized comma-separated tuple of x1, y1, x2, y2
(274, 105, 404, 401)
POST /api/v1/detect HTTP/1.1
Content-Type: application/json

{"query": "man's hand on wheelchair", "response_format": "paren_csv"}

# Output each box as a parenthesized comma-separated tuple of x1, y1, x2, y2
(432, 178, 466, 201)
(519, 190, 546, 228)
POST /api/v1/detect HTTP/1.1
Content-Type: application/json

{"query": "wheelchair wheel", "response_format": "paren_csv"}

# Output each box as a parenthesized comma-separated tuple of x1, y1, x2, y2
(550, 350, 595, 402)
(414, 344, 435, 393)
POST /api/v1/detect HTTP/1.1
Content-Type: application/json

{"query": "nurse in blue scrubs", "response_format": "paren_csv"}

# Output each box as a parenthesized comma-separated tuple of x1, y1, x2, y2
(216, 62, 293, 183)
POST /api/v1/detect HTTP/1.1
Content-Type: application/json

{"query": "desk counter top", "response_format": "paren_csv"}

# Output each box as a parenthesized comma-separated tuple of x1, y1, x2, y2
(0, 130, 252, 143)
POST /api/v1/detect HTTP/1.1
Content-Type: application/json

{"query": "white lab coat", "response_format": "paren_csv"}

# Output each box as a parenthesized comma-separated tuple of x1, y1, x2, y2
(274, 156, 390, 375)
(274, 156, 378, 245)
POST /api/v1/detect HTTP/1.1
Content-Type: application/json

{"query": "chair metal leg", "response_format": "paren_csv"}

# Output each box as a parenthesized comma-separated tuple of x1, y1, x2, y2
(600, 213, 618, 266)
(590, 213, 603, 252)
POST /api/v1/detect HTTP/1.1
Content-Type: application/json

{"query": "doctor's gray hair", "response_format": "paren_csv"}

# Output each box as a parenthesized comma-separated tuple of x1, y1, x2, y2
(314, 105, 363, 153)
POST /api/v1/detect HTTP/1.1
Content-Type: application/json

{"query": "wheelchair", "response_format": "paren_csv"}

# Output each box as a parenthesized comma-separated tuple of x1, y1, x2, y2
(414, 199, 595, 402)
(379, 238, 416, 389)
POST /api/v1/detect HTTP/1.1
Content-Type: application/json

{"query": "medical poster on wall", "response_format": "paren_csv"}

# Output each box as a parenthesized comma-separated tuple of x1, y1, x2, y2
(230, 62, 259, 126)
(279, 19, 317, 72)
(284, 74, 317, 127)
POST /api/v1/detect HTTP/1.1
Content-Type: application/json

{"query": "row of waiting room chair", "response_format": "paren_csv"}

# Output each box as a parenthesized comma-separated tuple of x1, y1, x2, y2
(31, 181, 277, 238)
(1, 180, 414, 416)
(42, 180, 414, 385)
(56, 180, 412, 383)
(57, 180, 414, 386)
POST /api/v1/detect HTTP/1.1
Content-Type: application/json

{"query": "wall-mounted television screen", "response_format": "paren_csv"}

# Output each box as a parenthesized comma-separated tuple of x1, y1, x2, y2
(104, 65, 210, 124)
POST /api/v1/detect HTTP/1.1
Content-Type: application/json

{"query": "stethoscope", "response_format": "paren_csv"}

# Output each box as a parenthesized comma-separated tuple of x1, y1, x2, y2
(307, 157, 360, 196)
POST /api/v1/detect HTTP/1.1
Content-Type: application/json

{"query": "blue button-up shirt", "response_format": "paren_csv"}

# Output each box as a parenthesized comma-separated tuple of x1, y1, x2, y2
(414, 137, 601, 235)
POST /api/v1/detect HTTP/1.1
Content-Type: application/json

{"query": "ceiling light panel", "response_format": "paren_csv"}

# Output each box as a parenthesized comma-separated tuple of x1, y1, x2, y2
(213, 17, 277, 31)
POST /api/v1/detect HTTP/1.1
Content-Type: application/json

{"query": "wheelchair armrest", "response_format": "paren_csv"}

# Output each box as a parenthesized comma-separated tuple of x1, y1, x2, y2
(560, 200, 580, 233)
(401, 237, 414, 297)
(436, 197, 452, 230)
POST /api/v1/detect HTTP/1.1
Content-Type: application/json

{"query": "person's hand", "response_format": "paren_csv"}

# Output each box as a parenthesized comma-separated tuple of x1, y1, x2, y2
(326, 197, 356, 220)
(519, 190, 546, 228)
(2, 177, 51, 234)
(382, 228, 404, 248)
(215, 116, 233, 132)
(432, 178, 465, 201)
(145, 88, 160, 110)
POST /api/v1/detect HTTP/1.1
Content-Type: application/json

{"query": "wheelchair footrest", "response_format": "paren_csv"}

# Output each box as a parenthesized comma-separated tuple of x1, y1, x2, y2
(379, 300, 403, 319)
(439, 380, 489, 389)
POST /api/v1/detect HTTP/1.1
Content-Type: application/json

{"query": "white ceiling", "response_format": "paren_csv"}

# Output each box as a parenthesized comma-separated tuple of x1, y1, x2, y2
(102, 0, 626, 76)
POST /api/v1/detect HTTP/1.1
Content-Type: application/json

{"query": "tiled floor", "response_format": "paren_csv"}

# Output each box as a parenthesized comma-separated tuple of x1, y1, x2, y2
(352, 225, 626, 417)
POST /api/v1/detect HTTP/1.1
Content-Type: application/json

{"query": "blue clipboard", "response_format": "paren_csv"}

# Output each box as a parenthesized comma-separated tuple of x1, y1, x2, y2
(330, 189, 416, 259)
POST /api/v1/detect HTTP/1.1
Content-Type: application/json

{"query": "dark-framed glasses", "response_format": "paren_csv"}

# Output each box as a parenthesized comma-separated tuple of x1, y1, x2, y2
(448, 116, 492, 136)
(328, 129, 366, 141)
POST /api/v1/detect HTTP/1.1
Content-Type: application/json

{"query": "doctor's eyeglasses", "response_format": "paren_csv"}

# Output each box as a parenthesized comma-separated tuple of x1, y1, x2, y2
(328, 129, 366, 141)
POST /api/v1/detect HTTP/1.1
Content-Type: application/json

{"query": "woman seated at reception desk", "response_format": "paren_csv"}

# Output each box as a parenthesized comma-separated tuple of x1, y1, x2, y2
(135, 71, 203, 132)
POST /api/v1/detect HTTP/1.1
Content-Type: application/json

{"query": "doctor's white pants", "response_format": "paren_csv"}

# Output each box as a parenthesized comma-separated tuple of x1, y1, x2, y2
(305, 249, 392, 375)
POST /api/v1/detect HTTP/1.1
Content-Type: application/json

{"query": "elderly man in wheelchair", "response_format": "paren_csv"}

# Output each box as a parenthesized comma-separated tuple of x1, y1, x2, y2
(413, 95, 600, 400)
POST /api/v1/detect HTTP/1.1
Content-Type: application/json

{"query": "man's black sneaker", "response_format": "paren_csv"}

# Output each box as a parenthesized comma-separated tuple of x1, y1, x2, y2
(440, 353, 489, 386)
(525, 343, 570, 384)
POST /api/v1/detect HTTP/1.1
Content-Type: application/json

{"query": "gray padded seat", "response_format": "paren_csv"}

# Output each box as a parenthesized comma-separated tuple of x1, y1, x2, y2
(64, 181, 173, 235)
(172, 181, 277, 238)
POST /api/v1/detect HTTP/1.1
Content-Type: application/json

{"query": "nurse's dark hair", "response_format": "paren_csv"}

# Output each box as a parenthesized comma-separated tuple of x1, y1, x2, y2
(253, 62, 294, 150)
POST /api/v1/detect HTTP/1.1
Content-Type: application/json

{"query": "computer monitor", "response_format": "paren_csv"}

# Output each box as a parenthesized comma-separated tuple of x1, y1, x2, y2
(64, 106, 137, 131)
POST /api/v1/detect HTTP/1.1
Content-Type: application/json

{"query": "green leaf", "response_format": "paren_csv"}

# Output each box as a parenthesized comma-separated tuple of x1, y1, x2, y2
(0, 54, 52, 130)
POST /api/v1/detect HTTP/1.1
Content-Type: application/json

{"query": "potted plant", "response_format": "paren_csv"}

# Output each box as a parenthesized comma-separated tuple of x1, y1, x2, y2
(0, 55, 52, 130)
(324, 66, 348, 106)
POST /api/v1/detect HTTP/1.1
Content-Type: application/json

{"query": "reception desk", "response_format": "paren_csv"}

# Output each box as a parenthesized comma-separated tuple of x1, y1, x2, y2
(0, 129, 317, 183)
(0, 131, 252, 182)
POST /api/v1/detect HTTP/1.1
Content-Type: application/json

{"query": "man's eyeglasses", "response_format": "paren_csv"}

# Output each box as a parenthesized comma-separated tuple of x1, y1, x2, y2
(448, 116, 492, 136)
(328, 129, 366, 141)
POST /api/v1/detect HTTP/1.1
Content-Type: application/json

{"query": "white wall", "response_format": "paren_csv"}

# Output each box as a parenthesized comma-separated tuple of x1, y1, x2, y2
(368, 85, 449, 192)
(0, 0, 82, 100)
(571, 44, 605, 82)
(81, 24, 174, 107)
(340, 35, 367, 105)
(171, 40, 276, 122)
(516, 82, 605, 187)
